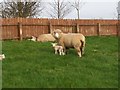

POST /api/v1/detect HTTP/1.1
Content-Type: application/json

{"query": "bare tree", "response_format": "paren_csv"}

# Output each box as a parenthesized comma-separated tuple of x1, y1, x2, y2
(70, 0, 85, 19)
(0, 0, 44, 18)
(117, 1, 120, 20)
(47, 0, 73, 19)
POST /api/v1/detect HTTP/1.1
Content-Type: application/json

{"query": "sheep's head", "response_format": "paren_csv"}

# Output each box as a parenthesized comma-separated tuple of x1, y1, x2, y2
(51, 29, 63, 39)
(51, 43, 57, 47)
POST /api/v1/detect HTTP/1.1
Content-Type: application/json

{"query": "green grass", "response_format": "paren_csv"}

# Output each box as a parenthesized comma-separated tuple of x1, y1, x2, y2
(2, 36, 118, 88)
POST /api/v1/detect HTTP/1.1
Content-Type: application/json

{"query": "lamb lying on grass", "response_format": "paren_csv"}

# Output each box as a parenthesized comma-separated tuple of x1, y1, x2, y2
(52, 29, 85, 57)
(0, 54, 5, 61)
(51, 43, 65, 55)
(28, 36, 37, 42)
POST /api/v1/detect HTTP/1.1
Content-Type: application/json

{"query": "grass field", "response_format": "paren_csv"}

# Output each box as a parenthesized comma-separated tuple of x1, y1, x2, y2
(2, 36, 118, 88)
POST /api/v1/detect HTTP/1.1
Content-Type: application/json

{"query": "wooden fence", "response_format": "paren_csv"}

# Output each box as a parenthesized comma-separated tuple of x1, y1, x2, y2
(0, 18, 119, 40)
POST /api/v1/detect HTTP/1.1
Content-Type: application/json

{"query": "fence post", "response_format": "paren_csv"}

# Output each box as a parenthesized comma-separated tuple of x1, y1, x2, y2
(118, 21, 120, 36)
(76, 23, 79, 33)
(49, 22, 52, 33)
(18, 22, 23, 40)
(97, 23, 101, 36)
(116, 24, 119, 36)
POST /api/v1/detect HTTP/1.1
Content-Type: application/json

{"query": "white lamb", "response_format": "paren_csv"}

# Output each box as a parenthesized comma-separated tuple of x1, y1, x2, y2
(0, 54, 5, 61)
(28, 36, 37, 41)
(51, 43, 65, 55)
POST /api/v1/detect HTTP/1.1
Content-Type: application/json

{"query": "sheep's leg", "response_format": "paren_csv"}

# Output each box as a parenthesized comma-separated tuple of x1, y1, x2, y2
(81, 47, 84, 55)
(78, 52, 82, 57)
(61, 49, 65, 55)
(63, 48, 67, 55)
(75, 47, 82, 57)
(81, 41, 85, 55)
(59, 52, 61, 55)
(82, 45, 85, 55)
(61, 44, 66, 55)
(80, 47, 83, 55)
(59, 44, 66, 55)
(59, 50, 62, 55)
(55, 50, 58, 54)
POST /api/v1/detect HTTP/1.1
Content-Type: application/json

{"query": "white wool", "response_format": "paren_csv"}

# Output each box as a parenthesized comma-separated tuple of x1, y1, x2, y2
(52, 43, 57, 47)
(55, 33, 59, 38)
(37, 34, 56, 42)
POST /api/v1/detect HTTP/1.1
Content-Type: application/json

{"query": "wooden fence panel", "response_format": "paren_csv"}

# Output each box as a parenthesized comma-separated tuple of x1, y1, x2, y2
(79, 25, 98, 36)
(2, 25, 18, 39)
(22, 25, 49, 38)
(1, 18, 118, 40)
(100, 25, 117, 36)
(52, 25, 74, 33)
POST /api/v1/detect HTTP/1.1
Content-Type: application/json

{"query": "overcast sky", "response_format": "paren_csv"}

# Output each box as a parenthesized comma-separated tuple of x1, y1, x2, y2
(0, 0, 119, 19)
(67, 2, 118, 19)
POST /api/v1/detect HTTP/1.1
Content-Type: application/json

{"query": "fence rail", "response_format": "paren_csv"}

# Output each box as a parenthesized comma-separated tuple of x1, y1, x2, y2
(0, 18, 119, 40)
